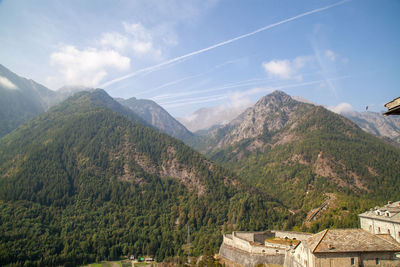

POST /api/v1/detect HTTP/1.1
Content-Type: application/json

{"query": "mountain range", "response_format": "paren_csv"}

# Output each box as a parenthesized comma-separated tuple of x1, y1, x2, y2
(0, 64, 399, 266)
(0, 88, 286, 266)
(0, 65, 193, 145)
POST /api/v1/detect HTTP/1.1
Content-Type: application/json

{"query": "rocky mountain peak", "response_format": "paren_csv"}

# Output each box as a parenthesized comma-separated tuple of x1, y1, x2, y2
(207, 91, 308, 149)
(255, 90, 292, 107)
(118, 96, 194, 143)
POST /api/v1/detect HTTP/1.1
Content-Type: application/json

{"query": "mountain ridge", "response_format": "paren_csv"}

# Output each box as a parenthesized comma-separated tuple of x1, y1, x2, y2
(119, 97, 194, 143)
(0, 64, 64, 137)
(0, 90, 287, 266)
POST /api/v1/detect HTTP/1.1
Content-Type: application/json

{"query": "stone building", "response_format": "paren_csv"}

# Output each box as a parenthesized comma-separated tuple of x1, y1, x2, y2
(285, 229, 400, 267)
(219, 201, 400, 267)
(219, 230, 311, 267)
(359, 201, 400, 243)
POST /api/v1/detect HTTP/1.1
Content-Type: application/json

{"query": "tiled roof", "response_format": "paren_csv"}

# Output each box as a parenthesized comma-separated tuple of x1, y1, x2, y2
(359, 201, 400, 223)
(305, 229, 400, 253)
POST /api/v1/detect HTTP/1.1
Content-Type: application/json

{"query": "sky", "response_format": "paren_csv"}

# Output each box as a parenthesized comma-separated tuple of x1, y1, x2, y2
(0, 0, 399, 118)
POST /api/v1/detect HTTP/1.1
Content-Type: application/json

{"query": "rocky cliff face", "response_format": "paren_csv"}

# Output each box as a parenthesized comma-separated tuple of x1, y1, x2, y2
(343, 111, 400, 144)
(205, 90, 334, 151)
(119, 97, 194, 143)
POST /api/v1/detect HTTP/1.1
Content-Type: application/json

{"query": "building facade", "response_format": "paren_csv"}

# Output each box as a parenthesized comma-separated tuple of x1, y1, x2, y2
(285, 229, 400, 267)
(359, 201, 400, 243)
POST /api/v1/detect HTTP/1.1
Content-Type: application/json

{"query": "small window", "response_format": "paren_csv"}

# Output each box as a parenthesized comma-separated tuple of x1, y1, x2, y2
(388, 229, 390, 235)
(351, 257, 355, 265)
(376, 258, 380, 264)
(378, 227, 381, 233)
(398, 231, 400, 238)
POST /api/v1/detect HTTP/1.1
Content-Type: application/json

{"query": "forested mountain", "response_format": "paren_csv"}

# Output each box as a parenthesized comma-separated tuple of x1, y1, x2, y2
(119, 97, 194, 143)
(0, 90, 288, 266)
(0, 64, 64, 137)
(200, 90, 400, 232)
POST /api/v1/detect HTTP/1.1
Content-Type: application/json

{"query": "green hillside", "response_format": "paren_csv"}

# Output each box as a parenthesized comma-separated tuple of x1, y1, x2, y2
(0, 91, 287, 266)
(205, 92, 400, 232)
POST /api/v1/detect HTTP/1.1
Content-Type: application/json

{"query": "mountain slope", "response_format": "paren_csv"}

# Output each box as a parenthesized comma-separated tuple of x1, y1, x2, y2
(342, 111, 400, 144)
(119, 97, 194, 143)
(0, 64, 64, 137)
(203, 91, 400, 231)
(0, 91, 287, 266)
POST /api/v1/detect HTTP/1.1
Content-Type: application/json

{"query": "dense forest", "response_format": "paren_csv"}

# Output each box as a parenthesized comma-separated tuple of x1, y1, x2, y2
(0, 91, 289, 266)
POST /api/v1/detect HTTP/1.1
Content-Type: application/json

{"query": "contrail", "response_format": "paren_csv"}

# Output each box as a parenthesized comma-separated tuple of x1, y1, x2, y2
(159, 75, 353, 108)
(100, 0, 350, 88)
(136, 58, 244, 96)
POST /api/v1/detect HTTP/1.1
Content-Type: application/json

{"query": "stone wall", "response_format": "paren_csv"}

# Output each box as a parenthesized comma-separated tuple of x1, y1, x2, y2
(219, 243, 285, 267)
(273, 230, 312, 242)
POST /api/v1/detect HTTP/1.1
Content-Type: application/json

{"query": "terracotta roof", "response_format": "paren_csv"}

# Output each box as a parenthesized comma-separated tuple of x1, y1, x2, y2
(305, 229, 400, 253)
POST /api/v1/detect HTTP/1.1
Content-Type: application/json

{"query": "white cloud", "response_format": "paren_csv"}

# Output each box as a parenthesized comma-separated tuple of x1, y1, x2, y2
(49, 45, 130, 87)
(262, 56, 312, 80)
(328, 102, 354, 114)
(123, 22, 161, 58)
(228, 87, 273, 107)
(0, 76, 18, 90)
(262, 60, 292, 79)
(99, 22, 164, 60)
(99, 32, 129, 51)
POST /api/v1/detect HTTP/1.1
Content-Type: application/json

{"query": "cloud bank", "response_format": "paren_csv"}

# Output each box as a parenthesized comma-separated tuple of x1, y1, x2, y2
(262, 56, 312, 80)
(328, 102, 354, 114)
(0, 76, 18, 90)
(49, 46, 130, 87)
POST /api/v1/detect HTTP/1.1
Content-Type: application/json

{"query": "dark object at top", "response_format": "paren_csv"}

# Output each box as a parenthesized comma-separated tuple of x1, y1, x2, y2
(384, 97, 400, 115)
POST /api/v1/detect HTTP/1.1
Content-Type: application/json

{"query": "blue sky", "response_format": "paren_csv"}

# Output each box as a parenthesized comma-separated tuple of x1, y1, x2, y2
(0, 0, 399, 117)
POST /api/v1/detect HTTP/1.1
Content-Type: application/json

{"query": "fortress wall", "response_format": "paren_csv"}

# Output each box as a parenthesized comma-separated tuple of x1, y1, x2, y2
(223, 235, 236, 248)
(249, 245, 279, 254)
(231, 233, 253, 252)
(234, 232, 255, 242)
(219, 243, 285, 267)
(273, 230, 312, 241)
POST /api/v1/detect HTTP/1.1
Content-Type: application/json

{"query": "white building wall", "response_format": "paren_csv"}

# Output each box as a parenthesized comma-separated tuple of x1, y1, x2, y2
(360, 217, 400, 243)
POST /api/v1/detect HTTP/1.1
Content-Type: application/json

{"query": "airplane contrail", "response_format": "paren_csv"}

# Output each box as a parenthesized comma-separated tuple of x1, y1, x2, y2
(100, 0, 350, 88)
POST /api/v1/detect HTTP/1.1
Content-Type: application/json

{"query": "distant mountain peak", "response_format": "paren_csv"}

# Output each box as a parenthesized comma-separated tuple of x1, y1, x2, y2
(256, 90, 293, 105)
(118, 96, 194, 143)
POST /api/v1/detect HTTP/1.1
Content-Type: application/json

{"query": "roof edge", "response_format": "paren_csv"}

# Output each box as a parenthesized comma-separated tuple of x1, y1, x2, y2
(312, 229, 329, 253)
